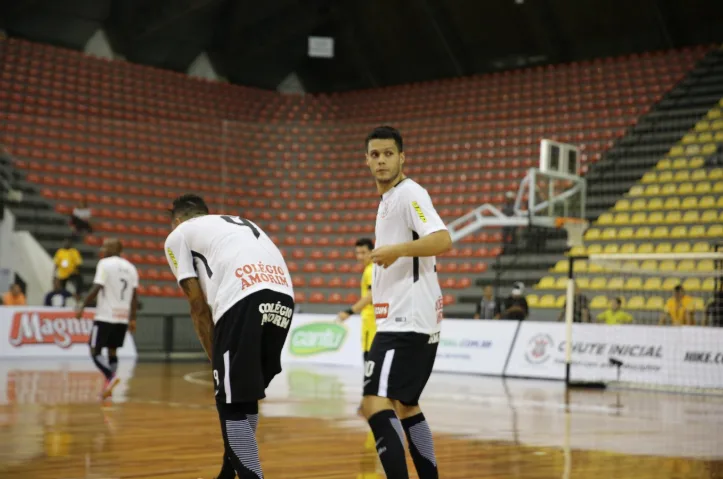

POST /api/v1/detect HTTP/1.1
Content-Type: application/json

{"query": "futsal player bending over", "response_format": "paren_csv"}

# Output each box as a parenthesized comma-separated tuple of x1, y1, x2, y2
(362, 126, 452, 479)
(76, 238, 139, 400)
(164, 194, 294, 479)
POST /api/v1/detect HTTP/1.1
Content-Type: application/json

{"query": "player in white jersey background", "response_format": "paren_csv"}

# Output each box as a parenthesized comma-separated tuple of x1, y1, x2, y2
(163, 194, 294, 479)
(362, 126, 452, 479)
(76, 238, 139, 400)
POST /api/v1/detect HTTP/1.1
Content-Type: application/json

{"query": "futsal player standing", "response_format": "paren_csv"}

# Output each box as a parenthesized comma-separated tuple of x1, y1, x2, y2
(76, 238, 139, 400)
(362, 126, 452, 479)
(163, 194, 294, 479)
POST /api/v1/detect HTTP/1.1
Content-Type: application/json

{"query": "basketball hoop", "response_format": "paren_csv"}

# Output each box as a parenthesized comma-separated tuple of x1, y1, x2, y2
(555, 217, 589, 248)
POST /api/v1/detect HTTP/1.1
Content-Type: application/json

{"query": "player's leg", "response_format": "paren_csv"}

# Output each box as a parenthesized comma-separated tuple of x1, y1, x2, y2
(362, 333, 409, 479)
(88, 321, 112, 380)
(216, 402, 262, 479)
(393, 335, 439, 479)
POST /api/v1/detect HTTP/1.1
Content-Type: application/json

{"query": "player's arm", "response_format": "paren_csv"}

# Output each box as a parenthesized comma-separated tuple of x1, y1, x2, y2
(129, 288, 139, 333)
(337, 287, 372, 321)
(76, 261, 105, 318)
(180, 277, 213, 361)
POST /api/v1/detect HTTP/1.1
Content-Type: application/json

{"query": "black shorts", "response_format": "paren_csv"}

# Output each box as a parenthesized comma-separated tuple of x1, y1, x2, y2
(363, 331, 439, 406)
(89, 321, 128, 350)
(212, 290, 294, 404)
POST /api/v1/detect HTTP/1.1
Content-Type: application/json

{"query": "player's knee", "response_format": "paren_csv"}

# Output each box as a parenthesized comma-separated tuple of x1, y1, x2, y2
(108, 348, 117, 358)
(394, 401, 421, 420)
(89, 345, 102, 357)
(361, 395, 393, 419)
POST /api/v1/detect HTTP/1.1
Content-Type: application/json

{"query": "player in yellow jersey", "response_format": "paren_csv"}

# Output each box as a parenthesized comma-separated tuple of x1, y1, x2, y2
(337, 238, 376, 414)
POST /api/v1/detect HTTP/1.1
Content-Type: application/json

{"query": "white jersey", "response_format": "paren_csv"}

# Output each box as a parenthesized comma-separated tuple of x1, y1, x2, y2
(373, 178, 447, 334)
(164, 215, 294, 324)
(92, 256, 139, 324)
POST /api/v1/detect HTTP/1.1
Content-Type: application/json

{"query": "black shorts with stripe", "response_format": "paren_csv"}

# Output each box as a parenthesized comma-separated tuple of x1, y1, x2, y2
(362, 331, 439, 406)
(212, 290, 294, 404)
(89, 320, 128, 350)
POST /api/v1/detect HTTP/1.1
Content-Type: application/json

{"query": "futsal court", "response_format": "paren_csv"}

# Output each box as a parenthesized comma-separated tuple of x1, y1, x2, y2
(1, 360, 721, 479)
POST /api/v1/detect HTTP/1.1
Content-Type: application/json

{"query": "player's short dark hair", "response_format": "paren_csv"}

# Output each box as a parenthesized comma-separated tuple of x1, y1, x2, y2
(355, 238, 374, 250)
(366, 126, 403, 153)
(169, 194, 209, 219)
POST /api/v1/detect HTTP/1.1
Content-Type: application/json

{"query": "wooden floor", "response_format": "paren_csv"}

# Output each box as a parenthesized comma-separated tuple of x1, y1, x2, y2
(1, 360, 722, 478)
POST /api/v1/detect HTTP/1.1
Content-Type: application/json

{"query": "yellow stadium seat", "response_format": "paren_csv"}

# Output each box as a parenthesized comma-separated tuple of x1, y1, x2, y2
(718, 196, 723, 207)
(538, 276, 556, 289)
(652, 226, 669, 238)
(710, 168, 723, 180)
(641, 171, 657, 183)
(597, 213, 613, 225)
(555, 295, 566, 308)
(716, 131, 723, 142)
(622, 260, 640, 270)
(663, 197, 681, 210)
(673, 242, 691, 253)
(630, 212, 647, 223)
(661, 184, 678, 195)
(648, 212, 664, 224)
(640, 260, 658, 271)
(588, 262, 604, 273)
(702, 143, 717, 154)
(656, 159, 672, 169)
(669, 145, 684, 156)
(670, 226, 688, 238)
(644, 185, 661, 196)
(672, 158, 688, 169)
(682, 278, 701, 292)
(681, 133, 696, 144)
(682, 211, 700, 223)
(635, 227, 652, 239)
(618, 228, 634, 240)
(576, 277, 590, 289)
(701, 210, 719, 222)
(683, 196, 701, 209)
(695, 182, 711, 194)
(591, 296, 608, 309)
(625, 277, 643, 290)
(587, 244, 603, 254)
(637, 243, 654, 254)
(678, 260, 696, 272)
(627, 296, 646, 310)
(613, 213, 630, 225)
(714, 182, 723, 194)
(664, 211, 682, 223)
(539, 295, 557, 308)
(708, 109, 722, 119)
(713, 120, 723, 130)
(648, 198, 664, 210)
(526, 294, 539, 307)
(673, 170, 690, 182)
(573, 260, 588, 273)
(689, 157, 705, 168)
(620, 243, 637, 254)
(569, 246, 586, 256)
(607, 277, 624, 290)
(692, 242, 710, 253)
(585, 228, 601, 240)
(699, 260, 714, 272)
(702, 278, 715, 292)
(615, 199, 631, 210)
(554, 277, 568, 289)
(601, 228, 617, 240)
(657, 171, 674, 183)
(698, 132, 714, 143)
(693, 297, 706, 311)
(691, 169, 708, 181)
(553, 260, 567, 273)
(655, 243, 673, 254)
(690, 225, 706, 238)
(628, 185, 645, 196)
(646, 296, 665, 310)
(590, 277, 607, 290)
(685, 144, 701, 155)
(643, 277, 662, 291)
(631, 199, 647, 211)
(677, 182, 694, 195)
(695, 121, 710, 132)
(603, 244, 619, 254)
(662, 277, 680, 290)
(699, 196, 714, 208)
(660, 260, 677, 272)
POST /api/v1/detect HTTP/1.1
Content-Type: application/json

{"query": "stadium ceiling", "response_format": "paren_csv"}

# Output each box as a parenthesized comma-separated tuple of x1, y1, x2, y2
(0, 0, 721, 93)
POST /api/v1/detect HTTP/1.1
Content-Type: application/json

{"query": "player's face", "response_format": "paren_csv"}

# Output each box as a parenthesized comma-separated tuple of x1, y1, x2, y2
(366, 139, 404, 184)
(355, 246, 371, 265)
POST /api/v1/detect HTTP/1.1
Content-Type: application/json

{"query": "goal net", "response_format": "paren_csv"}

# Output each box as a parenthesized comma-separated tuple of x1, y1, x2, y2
(563, 251, 723, 393)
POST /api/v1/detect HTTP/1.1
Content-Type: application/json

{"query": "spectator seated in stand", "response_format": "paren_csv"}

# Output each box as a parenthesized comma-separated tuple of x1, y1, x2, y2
(44, 277, 74, 307)
(53, 238, 83, 299)
(2, 283, 26, 306)
(474, 285, 503, 320)
(498, 281, 529, 320)
(660, 284, 695, 326)
(596, 297, 633, 325)
(558, 283, 590, 323)
(70, 199, 93, 237)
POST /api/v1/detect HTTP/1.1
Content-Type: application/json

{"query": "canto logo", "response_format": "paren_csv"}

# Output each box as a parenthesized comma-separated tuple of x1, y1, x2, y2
(288, 322, 347, 356)
(9, 311, 95, 348)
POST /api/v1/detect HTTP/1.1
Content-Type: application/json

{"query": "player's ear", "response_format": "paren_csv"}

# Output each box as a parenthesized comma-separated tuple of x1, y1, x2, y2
(399, 151, 405, 167)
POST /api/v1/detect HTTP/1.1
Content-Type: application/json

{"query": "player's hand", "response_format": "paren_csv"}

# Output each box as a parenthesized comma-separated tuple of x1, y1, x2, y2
(336, 311, 350, 323)
(128, 319, 137, 333)
(370, 245, 402, 268)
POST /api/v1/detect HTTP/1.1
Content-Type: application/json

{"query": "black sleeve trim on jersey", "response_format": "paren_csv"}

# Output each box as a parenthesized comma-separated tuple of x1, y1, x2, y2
(191, 251, 213, 278)
(411, 231, 419, 283)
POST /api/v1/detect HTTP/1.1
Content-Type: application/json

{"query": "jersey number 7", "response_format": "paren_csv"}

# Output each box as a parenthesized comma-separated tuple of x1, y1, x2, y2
(221, 215, 260, 239)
